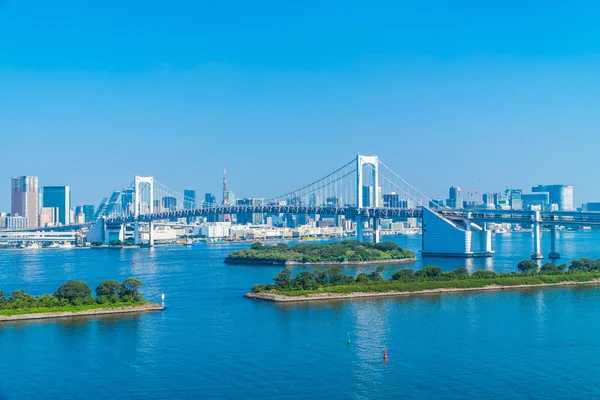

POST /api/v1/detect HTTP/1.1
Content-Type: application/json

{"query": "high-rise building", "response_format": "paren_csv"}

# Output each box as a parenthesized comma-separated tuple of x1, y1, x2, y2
(162, 196, 177, 211)
(40, 207, 59, 227)
(362, 185, 373, 207)
(446, 186, 462, 209)
(522, 193, 549, 210)
(121, 188, 135, 214)
(236, 198, 265, 224)
(83, 205, 95, 222)
(204, 193, 216, 206)
(43, 186, 71, 225)
(184, 190, 197, 210)
(532, 185, 574, 211)
(11, 176, 39, 228)
(383, 193, 400, 208)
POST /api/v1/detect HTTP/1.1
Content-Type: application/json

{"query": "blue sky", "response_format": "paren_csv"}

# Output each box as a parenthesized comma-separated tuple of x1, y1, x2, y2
(1, 0, 600, 210)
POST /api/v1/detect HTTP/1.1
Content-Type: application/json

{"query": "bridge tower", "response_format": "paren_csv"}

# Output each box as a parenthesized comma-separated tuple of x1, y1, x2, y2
(134, 176, 155, 246)
(356, 155, 380, 243)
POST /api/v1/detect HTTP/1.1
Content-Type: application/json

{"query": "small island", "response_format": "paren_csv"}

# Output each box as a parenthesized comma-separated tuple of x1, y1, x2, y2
(0, 278, 163, 322)
(225, 240, 416, 265)
(246, 258, 600, 302)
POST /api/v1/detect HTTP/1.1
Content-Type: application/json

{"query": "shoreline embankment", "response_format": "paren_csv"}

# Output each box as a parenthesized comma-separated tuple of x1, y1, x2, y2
(245, 280, 600, 303)
(0, 302, 164, 323)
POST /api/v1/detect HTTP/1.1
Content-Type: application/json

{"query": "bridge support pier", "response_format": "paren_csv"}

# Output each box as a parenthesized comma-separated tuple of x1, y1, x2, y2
(134, 221, 140, 246)
(531, 211, 543, 260)
(372, 217, 380, 244)
(149, 221, 154, 247)
(479, 223, 492, 253)
(356, 217, 364, 242)
(549, 225, 560, 259)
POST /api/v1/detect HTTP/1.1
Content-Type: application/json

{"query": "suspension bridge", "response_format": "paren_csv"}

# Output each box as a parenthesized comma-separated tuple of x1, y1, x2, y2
(87, 154, 600, 260)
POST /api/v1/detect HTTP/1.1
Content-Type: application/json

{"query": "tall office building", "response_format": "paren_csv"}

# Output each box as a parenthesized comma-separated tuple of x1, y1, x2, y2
(42, 186, 71, 225)
(11, 176, 39, 228)
(183, 189, 197, 210)
(383, 193, 400, 208)
(162, 196, 177, 211)
(204, 193, 216, 206)
(362, 185, 373, 207)
(236, 198, 265, 225)
(532, 185, 574, 211)
(446, 186, 462, 209)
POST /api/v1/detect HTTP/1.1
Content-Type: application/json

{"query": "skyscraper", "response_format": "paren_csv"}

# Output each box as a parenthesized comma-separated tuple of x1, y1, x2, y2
(446, 186, 462, 209)
(362, 185, 373, 207)
(183, 189, 197, 210)
(42, 186, 71, 225)
(204, 193, 216, 206)
(532, 185, 574, 211)
(11, 176, 39, 228)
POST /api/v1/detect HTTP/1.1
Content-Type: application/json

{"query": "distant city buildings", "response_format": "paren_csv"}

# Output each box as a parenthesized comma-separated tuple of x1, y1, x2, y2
(532, 185, 574, 211)
(446, 186, 462, 209)
(11, 176, 39, 228)
(183, 189, 197, 210)
(42, 186, 71, 225)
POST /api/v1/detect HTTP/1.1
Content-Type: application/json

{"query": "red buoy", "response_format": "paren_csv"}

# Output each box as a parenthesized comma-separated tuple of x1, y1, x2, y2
(383, 348, 388, 360)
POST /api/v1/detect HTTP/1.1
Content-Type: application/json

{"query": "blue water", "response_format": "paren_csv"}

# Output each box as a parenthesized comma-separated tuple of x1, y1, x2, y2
(2, 231, 600, 399)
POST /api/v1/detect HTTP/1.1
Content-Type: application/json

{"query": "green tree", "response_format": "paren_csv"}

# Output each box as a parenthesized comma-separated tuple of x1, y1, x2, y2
(471, 270, 497, 279)
(452, 268, 469, 277)
(415, 266, 443, 278)
(392, 269, 414, 281)
(355, 273, 370, 283)
(54, 280, 92, 303)
(273, 268, 292, 287)
(540, 262, 559, 273)
(119, 278, 143, 301)
(250, 242, 264, 250)
(95, 280, 121, 298)
(517, 260, 538, 273)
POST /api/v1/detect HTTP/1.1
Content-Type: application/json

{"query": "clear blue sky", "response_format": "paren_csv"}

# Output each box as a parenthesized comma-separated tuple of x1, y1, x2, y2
(1, 0, 600, 210)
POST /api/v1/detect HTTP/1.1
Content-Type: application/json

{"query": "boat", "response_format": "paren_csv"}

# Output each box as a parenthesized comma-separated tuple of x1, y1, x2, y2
(301, 236, 318, 241)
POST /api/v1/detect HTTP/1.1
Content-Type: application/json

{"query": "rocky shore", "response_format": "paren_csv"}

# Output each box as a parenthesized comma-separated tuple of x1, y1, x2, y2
(0, 302, 164, 322)
(245, 280, 600, 303)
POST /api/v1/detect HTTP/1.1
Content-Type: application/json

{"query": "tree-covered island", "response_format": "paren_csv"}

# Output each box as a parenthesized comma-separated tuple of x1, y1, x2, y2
(0, 278, 162, 320)
(225, 240, 416, 265)
(247, 258, 600, 301)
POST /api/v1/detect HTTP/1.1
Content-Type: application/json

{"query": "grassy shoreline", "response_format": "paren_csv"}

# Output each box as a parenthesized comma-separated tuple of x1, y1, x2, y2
(0, 302, 164, 322)
(246, 272, 600, 302)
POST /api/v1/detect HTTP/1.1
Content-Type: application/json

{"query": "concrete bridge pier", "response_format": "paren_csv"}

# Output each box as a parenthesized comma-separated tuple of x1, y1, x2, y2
(549, 225, 560, 259)
(149, 221, 155, 247)
(356, 217, 365, 242)
(134, 221, 140, 245)
(479, 222, 492, 253)
(372, 217, 381, 244)
(531, 211, 543, 260)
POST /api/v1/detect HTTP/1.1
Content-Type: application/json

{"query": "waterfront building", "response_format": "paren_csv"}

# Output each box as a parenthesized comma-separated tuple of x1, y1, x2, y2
(11, 176, 39, 228)
(42, 186, 71, 225)
(39, 207, 59, 227)
(506, 189, 523, 210)
(522, 192, 550, 210)
(582, 202, 600, 212)
(82, 205, 95, 222)
(532, 185, 574, 211)
(446, 186, 462, 209)
(121, 188, 135, 215)
(5, 215, 28, 230)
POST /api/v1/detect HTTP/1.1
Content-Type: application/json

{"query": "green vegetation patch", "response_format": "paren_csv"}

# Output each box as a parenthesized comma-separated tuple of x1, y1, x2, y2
(250, 259, 600, 297)
(226, 240, 415, 264)
(0, 278, 146, 316)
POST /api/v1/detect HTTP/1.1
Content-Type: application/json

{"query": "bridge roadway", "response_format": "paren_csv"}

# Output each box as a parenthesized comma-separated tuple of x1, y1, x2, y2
(104, 205, 423, 224)
(105, 205, 600, 226)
